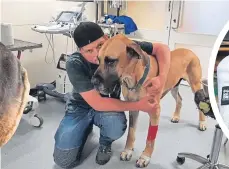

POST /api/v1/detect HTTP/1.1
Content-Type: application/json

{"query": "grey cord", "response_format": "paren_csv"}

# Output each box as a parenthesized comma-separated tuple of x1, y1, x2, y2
(44, 34, 54, 64)
(51, 34, 57, 66)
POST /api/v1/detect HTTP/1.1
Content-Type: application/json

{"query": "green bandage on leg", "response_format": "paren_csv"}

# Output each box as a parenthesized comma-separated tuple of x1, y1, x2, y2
(199, 101, 210, 114)
(194, 89, 215, 119)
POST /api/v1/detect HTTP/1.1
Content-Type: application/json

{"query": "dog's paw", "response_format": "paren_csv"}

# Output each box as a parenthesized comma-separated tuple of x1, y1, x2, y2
(199, 121, 207, 131)
(171, 116, 180, 123)
(136, 155, 151, 168)
(120, 149, 133, 161)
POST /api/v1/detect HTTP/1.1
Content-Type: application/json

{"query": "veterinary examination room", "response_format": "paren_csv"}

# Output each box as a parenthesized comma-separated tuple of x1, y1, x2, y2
(0, 0, 229, 169)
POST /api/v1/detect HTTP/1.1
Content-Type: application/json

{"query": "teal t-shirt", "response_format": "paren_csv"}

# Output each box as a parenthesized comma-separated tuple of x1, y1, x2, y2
(65, 52, 99, 109)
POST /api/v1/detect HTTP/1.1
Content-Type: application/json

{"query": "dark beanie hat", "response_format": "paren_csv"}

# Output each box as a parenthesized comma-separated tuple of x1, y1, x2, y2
(73, 21, 104, 48)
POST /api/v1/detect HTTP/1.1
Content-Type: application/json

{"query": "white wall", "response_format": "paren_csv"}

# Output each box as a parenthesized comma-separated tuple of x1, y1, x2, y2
(1, 0, 96, 87)
(125, 1, 166, 31)
(124, 1, 170, 44)
(179, 1, 229, 36)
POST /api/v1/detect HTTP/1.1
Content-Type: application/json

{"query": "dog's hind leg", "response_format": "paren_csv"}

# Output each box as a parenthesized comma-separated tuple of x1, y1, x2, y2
(171, 86, 182, 123)
(187, 58, 207, 131)
(120, 111, 139, 161)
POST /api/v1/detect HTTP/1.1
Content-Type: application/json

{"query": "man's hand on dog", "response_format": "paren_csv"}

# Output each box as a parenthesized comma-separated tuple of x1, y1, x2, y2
(142, 75, 167, 114)
(137, 95, 159, 114)
(143, 75, 166, 97)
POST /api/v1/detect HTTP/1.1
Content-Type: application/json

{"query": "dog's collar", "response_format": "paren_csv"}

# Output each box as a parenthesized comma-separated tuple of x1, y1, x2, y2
(127, 55, 150, 91)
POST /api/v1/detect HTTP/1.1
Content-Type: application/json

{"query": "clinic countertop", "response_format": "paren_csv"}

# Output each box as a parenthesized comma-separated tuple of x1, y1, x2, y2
(6, 39, 42, 51)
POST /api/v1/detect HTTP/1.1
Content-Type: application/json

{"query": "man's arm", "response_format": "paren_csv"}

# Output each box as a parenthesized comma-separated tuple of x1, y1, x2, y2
(134, 40, 171, 96)
(80, 89, 142, 112)
(144, 42, 171, 95)
(133, 40, 171, 80)
(151, 43, 171, 80)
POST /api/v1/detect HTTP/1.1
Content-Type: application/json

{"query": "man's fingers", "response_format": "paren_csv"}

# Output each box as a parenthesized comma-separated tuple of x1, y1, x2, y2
(146, 88, 160, 96)
(149, 89, 160, 94)
(146, 85, 158, 91)
(149, 97, 158, 104)
(146, 83, 159, 91)
(151, 102, 158, 107)
(146, 95, 155, 101)
(143, 79, 153, 88)
(143, 81, 150, 88)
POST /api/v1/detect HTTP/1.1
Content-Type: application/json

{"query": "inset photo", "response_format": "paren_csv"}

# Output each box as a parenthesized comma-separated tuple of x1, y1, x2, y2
(208, 21, 229, 142)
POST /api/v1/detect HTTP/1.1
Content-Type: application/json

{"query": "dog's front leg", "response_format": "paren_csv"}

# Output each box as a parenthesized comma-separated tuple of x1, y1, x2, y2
(171, 86, 182, 123)
(136, 102, 160, 168)
(120, 111, 139, 161)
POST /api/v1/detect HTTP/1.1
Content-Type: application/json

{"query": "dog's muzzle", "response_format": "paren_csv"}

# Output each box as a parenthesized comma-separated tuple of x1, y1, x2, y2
(91, 74, 108, 95)
(91, 74, 103, 87)
(91, 73, 120, 95)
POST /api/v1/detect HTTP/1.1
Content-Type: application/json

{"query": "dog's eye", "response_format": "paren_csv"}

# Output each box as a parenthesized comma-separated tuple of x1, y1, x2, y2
(107, 60, 116, 65)
(105, 57, 118, 66)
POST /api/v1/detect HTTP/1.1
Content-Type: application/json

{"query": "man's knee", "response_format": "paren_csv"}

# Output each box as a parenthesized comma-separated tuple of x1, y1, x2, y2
(53, 146, 81, 169)
(100, 113, 127, 140)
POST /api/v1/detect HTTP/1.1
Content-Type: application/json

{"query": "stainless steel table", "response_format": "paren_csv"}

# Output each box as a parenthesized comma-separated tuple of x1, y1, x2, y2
(6, 39, 42, 59)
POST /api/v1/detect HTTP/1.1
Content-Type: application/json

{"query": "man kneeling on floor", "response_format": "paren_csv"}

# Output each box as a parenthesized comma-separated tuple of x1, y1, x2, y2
(53, 22, 171, 168)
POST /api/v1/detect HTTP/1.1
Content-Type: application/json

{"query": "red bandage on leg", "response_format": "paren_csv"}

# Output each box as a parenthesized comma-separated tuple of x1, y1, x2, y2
(147, 125, 158, 141)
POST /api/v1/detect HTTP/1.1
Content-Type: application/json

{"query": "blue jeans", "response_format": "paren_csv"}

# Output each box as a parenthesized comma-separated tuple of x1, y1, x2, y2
(53, 105, 127, 168)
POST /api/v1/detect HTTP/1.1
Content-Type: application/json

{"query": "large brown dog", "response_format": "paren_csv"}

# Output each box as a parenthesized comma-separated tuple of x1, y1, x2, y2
(91, 34, 208, 167)
(0, 42, 30, 147)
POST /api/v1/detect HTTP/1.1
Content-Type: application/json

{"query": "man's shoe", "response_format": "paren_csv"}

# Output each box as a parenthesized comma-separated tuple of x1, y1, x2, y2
(95, 145, 112, 165)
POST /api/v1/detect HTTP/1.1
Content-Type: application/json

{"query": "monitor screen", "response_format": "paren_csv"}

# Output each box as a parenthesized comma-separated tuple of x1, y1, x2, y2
(57, 12, 78, 22)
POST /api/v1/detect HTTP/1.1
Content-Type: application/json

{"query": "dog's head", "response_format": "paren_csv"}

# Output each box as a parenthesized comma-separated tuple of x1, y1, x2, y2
(91, 34, 148, 95)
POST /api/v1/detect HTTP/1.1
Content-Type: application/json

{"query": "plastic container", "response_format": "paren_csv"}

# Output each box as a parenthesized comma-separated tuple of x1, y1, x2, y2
(0, 23, 14, 46)
(217, 55, 229, 126)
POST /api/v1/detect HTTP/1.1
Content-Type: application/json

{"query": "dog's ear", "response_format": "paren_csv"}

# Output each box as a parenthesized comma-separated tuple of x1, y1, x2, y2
(126, 43, 148, 66)
(126, 45, 141, 59)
